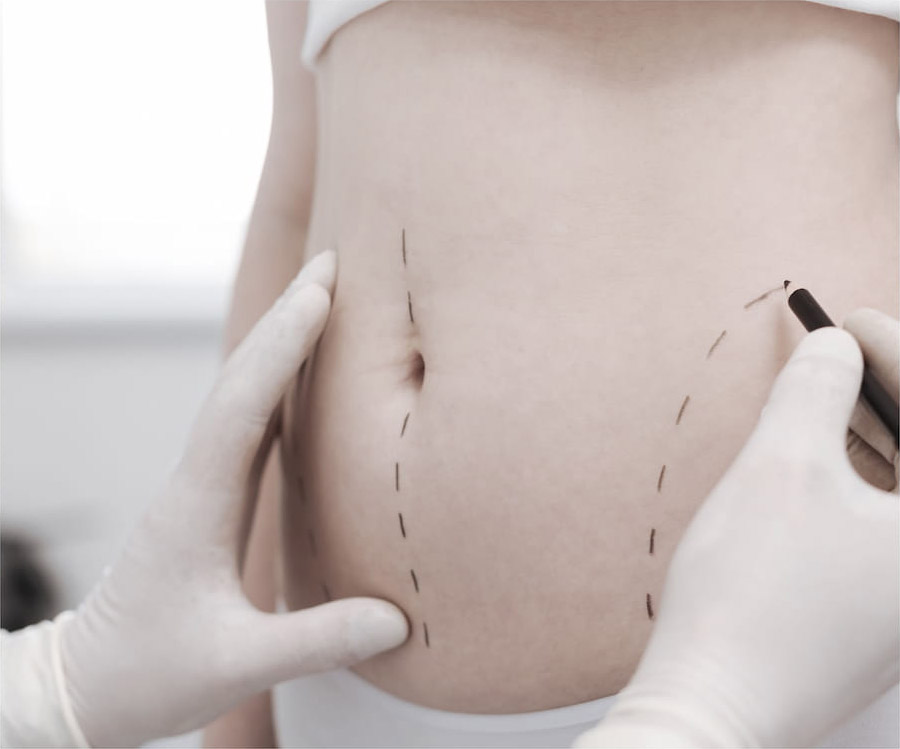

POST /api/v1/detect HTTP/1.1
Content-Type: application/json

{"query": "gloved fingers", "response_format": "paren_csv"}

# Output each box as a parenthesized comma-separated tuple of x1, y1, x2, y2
(846, 428, 897, 492)
(894, 452, 900, 495)
(758, 327, 863, 457)
(843, 308, 899, 403)
(227, 598, 409, 695)
(843, 308, 900, 486)
(235, 405, 283, 575)
(180, 251, 336, 498)
(847, 392, 898, 471)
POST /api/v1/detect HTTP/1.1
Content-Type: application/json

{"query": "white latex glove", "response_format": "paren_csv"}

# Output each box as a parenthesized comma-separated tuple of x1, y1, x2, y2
(845, 309, 900, 486)
(2, 251, 409, 749)
(575, 312, 899, 749)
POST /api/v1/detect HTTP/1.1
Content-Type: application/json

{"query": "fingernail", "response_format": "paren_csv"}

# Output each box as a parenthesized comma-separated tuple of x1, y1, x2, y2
(348, 605, 409, 660)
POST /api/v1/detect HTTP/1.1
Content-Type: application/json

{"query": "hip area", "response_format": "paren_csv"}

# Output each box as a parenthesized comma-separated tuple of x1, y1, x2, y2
(279, 1, 899, 714)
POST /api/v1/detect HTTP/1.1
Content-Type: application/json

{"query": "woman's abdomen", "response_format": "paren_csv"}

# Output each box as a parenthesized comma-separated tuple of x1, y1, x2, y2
(280, 1, 899, 713)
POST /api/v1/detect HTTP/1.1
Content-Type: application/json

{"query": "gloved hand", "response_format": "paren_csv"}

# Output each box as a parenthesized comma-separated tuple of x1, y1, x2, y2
(575, 310, 899, 749)
(54, 251, 408, 747)
(845, 309, 900, 488)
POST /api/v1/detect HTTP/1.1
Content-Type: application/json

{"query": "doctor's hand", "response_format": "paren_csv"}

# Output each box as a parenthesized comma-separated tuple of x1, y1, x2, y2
(58, 251, 408, 747)
(576, 311, 899, 749)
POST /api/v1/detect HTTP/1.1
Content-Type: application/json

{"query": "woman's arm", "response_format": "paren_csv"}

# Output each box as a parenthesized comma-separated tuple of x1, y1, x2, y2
(203, 3, 316, 746)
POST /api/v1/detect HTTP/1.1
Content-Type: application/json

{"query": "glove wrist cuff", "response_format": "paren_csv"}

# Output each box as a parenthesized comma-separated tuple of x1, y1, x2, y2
(51, 611, 93, 748)
(0, 611, 91, 748)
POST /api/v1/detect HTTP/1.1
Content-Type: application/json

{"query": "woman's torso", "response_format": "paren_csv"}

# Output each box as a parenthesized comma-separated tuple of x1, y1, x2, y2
(280, 0, 899, 714)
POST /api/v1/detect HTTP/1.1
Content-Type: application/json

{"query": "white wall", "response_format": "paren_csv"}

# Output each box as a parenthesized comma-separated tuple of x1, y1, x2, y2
(0, 0, 269, 612)
(1, 2, 272, 746)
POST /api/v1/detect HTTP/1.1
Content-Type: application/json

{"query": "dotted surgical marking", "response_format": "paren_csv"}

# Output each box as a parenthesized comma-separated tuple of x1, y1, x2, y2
(321, 582, 332, 602)
(396, 229, 431, 650)
(307, 529, 317, 558)
(706, 330, 727, 359)
(675, 395, 690, 426)
(743, 285, 784, 310)
(646, 283, 783, 627)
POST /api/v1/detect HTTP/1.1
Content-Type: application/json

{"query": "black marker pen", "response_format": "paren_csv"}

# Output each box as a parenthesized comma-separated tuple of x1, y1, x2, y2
(784, 282, 899, 447)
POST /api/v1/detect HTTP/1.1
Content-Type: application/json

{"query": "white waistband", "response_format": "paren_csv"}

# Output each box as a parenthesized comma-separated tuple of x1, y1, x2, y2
(310, 665, 614, 733)
(273, 666, 616, 749)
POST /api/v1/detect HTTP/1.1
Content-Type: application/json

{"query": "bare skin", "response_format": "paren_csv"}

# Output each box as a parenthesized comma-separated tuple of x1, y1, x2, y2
(209, 0, 898, 742)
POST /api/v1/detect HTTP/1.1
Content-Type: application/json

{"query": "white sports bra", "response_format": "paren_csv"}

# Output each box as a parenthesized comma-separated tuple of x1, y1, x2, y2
(301, 0, 899, 70)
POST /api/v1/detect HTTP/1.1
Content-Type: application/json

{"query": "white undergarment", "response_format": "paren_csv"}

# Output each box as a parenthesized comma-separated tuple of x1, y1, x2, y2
(300, 0, 899, 70)
(272, 666, 899, 748)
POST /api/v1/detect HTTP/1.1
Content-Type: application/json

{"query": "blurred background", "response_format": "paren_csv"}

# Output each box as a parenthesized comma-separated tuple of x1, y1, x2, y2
(1, 1, 272, 744)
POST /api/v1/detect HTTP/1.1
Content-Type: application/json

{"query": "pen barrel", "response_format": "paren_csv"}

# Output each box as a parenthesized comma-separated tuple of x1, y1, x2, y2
(861, 368, 900, 447)
(788, 288, 835, 331)
(788, 287, 898, 447)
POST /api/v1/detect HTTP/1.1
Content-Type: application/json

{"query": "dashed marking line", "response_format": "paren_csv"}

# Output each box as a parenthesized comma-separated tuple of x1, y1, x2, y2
(657, 464, 666, 493)
(743, 285, 784, 309)
(398, 233, 431, 650)
(706, 329, 727, 359)
(321, 582, 332, 602)
(649, 528, 656, 555)
(675, 395, 690, 426)
(646, 593, 654, 620)
(307, 529, 317, 558)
